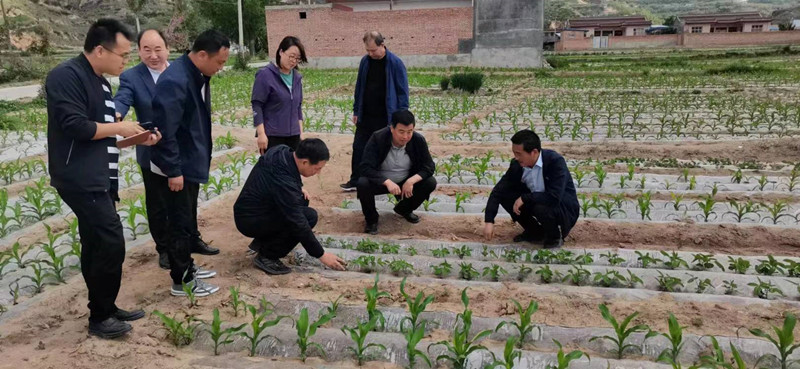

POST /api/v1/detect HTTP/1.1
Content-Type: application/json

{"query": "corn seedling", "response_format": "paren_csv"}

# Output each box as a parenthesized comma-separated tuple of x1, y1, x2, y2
(340, 199, 353, 209)
(213, 131, 239, 150)
(598, 199, 626, 219)
(342, 316, 386, 366)
(429, 289, 492, 369)
(761, 201, 794, 225)
(399, 277, 435, 333)
(487, 336, 522, 369)
(365, 274, 390, 331)
(324, 295, 343, 317)
(728, 257, 751, 274)
(21, 261, 48, 293)
(229, 286, 247, 317)
(724, 200, 761, 223)
(404, 321, 432, 369)
(240, 302, 290, 357)
(547, 339, 589, 369)
(748, 278, 784, 299)
(656, 271, 684, 292)
(593, 164, 608, 187)
(590, 304, 656, 359)
(695, 195, 718, 222)
(749, 313, 800, 369)
(482, 264, 507, 281)
(495, 299, 540, 348)
(432, 260, 452, 278)
(152, 310, 201, 347)
(657, 314, 687, 367)
(206, 308, 245, 355)
(697, 337, 749, 369)
(458, 262, 480, 281)
(454, 192, 471, 213)
(422, 198, 438, 212)
(295, 307, 335, 362)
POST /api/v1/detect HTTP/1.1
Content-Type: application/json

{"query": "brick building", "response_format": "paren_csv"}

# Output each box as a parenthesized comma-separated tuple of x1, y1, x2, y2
(566, 16, 652, 37)
(264, 0, 474, 57)
(678, 12, 773, 34)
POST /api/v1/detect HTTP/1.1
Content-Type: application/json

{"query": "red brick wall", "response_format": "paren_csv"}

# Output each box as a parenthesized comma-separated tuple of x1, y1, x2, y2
(609, 34, 679, 49)
(265, 6, 473, 57)
(556, 31, 800, 52)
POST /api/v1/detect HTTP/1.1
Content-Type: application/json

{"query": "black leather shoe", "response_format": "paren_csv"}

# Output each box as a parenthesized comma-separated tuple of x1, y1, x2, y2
(543, 238, 564, 249)
(254, 255, 292, 275)
(88, 317, 132, 339)
(513, 232, 543, 243)
(340, 182, 357, 192)
(158, 252, 170, 270)
(192, 238, 220, 255)
(395, 209, 420, 224)
(364, 223, 378, 235)
(113, 308, 145, 322)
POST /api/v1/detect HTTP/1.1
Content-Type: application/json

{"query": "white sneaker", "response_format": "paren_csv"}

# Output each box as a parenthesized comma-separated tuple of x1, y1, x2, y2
(171, 279, 220, 297)
(193, 266, 217, 279)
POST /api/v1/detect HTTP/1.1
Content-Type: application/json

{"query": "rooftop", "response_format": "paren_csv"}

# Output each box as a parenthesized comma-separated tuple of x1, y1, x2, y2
(679, 12, 772, 24)
(567, 16, 652, 28)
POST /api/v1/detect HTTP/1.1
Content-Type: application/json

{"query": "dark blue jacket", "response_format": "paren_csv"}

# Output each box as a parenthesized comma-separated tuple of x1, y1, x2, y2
(114, 62, 159, 169)
(352, 49, 409, 126)
(151, 54, 213, 183)
(485, 150, 580, 237)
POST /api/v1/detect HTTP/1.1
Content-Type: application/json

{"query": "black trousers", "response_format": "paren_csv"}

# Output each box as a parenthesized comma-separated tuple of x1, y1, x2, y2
(161, 179, 200, 285)
(357, 176, 437, 225)
(499, 196, 565, 241)
(141, 168, 170, 254)
(235, 205, 318, 260)
(348, 123, 384, 184)
(57, 190, 125, 323)
(267, 135, 300, 151)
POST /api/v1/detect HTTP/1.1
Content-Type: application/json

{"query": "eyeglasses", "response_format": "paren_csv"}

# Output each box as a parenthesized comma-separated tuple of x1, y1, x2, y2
(284, 54, 301, 62)
(102, 46, 131, 61)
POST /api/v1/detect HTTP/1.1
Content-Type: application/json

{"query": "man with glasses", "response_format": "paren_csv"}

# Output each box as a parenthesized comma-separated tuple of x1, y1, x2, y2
(46, 18, 161, 339)
(115, 29, 219, 271)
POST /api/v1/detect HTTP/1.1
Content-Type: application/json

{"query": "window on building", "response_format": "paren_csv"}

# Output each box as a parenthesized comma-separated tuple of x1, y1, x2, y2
(633, 28, 640, 36)
(691, 26, 703, 33)
(751, 25, 763, 32)
(614, 30, 623, 37)
(299, 12, 307, 19)
(729, 27, 739, 32)
(594, 30, 601, 37)
(714, 27, 728, 33)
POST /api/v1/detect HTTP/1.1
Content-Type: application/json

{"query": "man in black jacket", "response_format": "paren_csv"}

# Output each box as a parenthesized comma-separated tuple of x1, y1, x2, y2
(151, 30, 229, 298)
(483, 130, 579, 248)
(357, 110, 436, 235)
(234, 139, 347, 275)
(46, 19, 161, 339)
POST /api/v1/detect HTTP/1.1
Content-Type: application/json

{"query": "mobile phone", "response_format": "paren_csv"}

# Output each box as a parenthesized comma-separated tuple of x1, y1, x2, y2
(139, 121, 156, 132)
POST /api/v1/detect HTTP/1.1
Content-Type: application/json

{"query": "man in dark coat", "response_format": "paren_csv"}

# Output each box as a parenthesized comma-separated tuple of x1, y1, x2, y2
(483, 129, 579, 248)
(357, 110, 436, 235)
(234, 138, 346, 275)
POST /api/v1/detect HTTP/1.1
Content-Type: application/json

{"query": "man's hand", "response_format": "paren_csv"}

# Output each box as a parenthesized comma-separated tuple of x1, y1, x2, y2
(513, 197, 524, 216)
(483, 222, 494, 241)
(141, 128, 162, 146)
(384, 179, 401, 196)
(168, 176, 184, 192)
(319, 252, 347, 271)
(256, 133, 268, 155)
(401, 180, 415, 199)
(351, 115, 358, 125)
(301, 188, 309, 200)
(118, 121, 145, 137)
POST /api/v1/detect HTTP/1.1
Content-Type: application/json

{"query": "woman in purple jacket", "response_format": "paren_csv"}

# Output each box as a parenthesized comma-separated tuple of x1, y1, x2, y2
(251, 36, 308, 154)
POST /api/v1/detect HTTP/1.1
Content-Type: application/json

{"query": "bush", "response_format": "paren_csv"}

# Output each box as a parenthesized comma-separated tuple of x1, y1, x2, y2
(450, 72, 484, 94)
(440, 76, 450, 91)
(546, 57, 569, 69)
(233, 51, 252, 71)
(0, 55, 55, 84)
(706, 62, 776, 75)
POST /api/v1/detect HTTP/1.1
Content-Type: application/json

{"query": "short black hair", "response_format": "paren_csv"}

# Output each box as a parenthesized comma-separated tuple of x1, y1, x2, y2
(275, 36, 308, 69)
(137, 28, 168, 48)
(391, 110, 415, 128)
(83, 18, 134, 53)
(191, 29, 230, 55)
(295, 138, 330, 164)
(510, 129, 542, 153)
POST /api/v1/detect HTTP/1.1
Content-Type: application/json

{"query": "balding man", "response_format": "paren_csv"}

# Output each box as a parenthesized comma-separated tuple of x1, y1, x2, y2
(341, 31, 409, 192)
(115, 29, 219, 272)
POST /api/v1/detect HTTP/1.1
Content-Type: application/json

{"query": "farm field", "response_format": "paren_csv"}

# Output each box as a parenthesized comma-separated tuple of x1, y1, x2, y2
(1, 48, 800, 369)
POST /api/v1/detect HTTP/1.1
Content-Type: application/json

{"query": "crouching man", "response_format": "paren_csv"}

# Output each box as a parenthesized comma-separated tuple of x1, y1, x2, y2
(233, 138, 347, 274)
(357, 110, 436, 234)
(483, 130, 579, 248)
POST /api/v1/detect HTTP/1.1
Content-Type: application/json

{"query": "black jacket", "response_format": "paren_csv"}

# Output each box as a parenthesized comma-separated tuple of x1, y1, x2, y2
(151, 54, 213, 183)
(359, 127, 435, 185)
(46, 54, 116, 193)
(233, 145, 324, 258)
(485, 150, 580, 236)
(114, 62, 160, 169)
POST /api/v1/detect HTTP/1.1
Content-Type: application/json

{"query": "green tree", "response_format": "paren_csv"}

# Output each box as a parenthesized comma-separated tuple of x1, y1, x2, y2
(196, 0, 281, 53)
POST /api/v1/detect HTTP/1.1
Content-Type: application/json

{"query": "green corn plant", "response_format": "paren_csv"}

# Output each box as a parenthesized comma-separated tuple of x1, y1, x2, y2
(597, 199, 626, 219)
(295, 307, 335, 362)
(487, 336, 522, 369)
(458, 262, 480, 281)
(422, 198, 439, 212)
(452, 245, 472, 259)
(0, 254, 11, 279)
(593, 270, 628, 288)
(229, 286, 247, 317)
(429, 289, 492, 369)
(431, 247, 450, 258)
(696, 337, 749, 369)
(590, 304, 656, 359)
(724, 200, 760, 223)
(365, 274, 390, 331)
(754, 174, 772, 191)
(657, 314, 687, 366)
(495, 299, 540, 348)
(601, 251, 625, 266)
(454, 192, 471, 213)
(694, 195, 718, 222)
(637, 192, 654, 220)
(240, 302, 291, 357)
(573, 168, 590, 188)
(342, 316, 386, 366)
(563, 265, 591, 286)
(516, 265, 533, 282)
(547, 339, 589, 369)
(748, 278, 784, 299)
(206, 308, 246, 355)
(749, 313, 800, 369)
(689, 176, 698, 191)
(323, 295, 343, 317)
(636, 251, 662, 268)
(578, 193, 599, 217)
(388, 259, 415, 276)
(661, 251, 690, 270)
(760, 201, 794, 225)
(723, 280, 738, 295)
(22, 261, 48, 294)
(731, 169, 744, 184)
(151, 310, 201, 347)
(20, 184, 61, 222)
(431, 260, 452, 278)
(756, 255, 786, 276)
(656, 271, 685, 292)
(404, 321, 432, 369)
(728, 257, 751, 274)
(692, 253, 724, 271)
(482, 264, 508, 282)
(340, 199, 354, 209)
(399, 277, 435, 333)
(593, 164, 608, 187)
(536, 265, 561, 284)
(668, 193, 686, 211)
(678, 169, 690, 183)
(627, 270, 643, 288)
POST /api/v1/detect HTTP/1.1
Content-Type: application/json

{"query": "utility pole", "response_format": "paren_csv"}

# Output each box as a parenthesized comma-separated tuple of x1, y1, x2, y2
(0, 0, 11, 50)
(237, 0, 244, 52)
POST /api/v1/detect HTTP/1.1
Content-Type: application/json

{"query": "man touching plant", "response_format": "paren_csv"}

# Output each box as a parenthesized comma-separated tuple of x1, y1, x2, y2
(483, 130, 579, 248)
